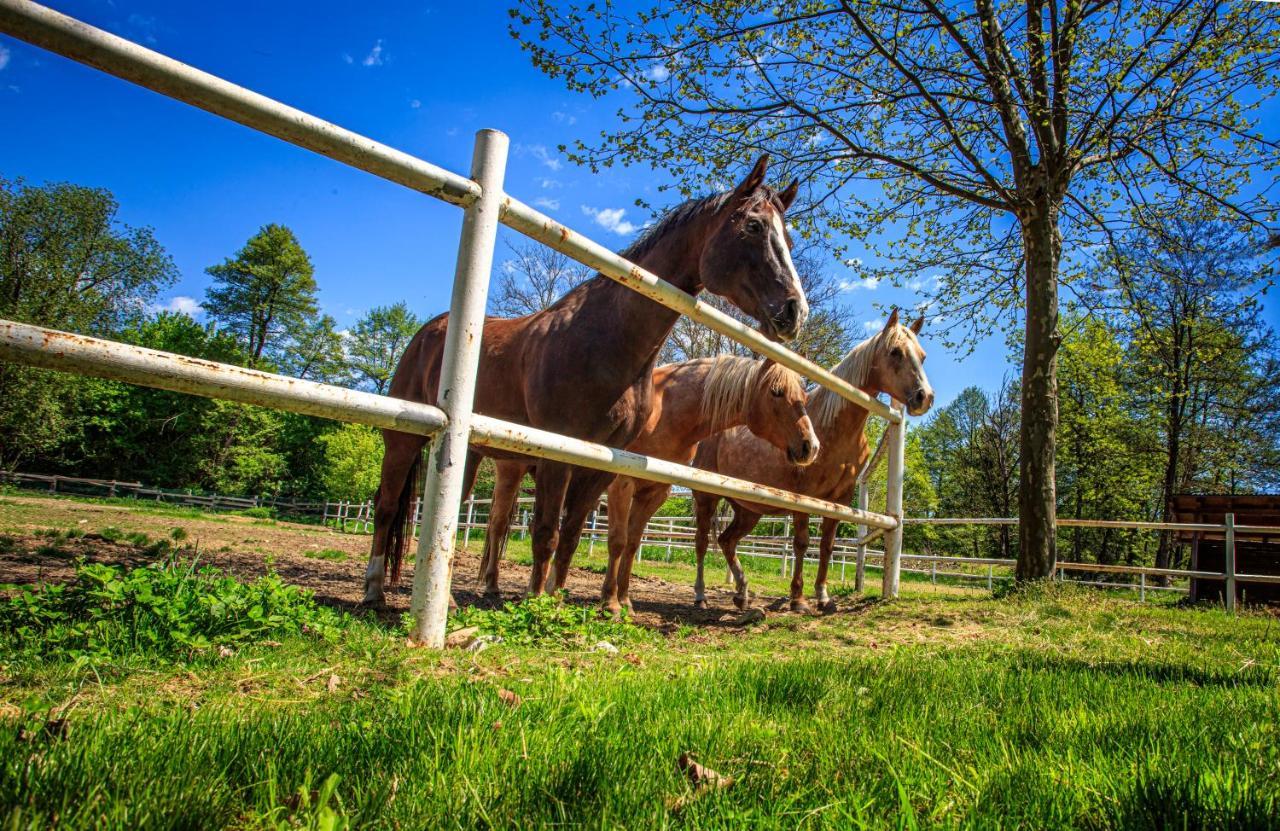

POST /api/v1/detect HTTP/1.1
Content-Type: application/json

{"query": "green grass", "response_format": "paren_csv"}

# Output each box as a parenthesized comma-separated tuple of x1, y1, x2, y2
(303, 547, 350, 561)
(2, 575, 1278, 829)
(1, 504, 1277, 828)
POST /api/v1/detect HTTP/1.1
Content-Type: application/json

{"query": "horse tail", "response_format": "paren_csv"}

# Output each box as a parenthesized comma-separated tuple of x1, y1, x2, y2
(386, 454, 422, 586)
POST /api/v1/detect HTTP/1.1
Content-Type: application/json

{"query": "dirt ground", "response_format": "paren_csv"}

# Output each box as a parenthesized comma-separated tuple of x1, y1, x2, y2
(0, 493, 782, 631)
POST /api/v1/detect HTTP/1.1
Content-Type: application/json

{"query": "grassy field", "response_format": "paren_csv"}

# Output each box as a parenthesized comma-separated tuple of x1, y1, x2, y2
(0, 492, 1277, 829)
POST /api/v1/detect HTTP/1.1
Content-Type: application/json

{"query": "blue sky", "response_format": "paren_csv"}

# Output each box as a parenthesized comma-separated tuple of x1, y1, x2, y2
(1, 1, 1273, 411)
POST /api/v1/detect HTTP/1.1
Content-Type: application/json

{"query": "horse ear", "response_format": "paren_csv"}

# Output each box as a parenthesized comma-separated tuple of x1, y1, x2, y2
(733, 155, 769, 199)
(910, 315, 924, 334)
(778, 179, 800, 211)
(882, 308, 899, 332)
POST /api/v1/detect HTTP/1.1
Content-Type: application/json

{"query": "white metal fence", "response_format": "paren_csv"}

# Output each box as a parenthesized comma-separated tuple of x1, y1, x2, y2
(0, 0, 909, 646)
(5, 468, 1277, 610)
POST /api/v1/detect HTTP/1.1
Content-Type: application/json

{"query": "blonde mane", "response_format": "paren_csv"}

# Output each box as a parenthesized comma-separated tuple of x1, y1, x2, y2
(808, 329, 886, 428)
(699, 355, 804, 431)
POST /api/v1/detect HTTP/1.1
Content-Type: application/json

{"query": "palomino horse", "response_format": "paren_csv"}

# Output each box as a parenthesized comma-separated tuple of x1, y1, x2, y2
(691, 311, 934, 613)
(363, 156, 809, 604)
(474, 355, 820, 607)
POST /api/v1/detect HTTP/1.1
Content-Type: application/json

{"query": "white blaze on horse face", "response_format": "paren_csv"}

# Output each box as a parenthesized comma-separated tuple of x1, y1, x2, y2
(799, 414, 820, 465)
(770, 211, 809, 328)
(900, 330, 934, 415)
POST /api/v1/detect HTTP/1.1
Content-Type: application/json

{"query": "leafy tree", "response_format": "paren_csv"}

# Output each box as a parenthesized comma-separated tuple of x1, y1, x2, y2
(913, 383, 1019, 560)
(1101, 219, 1279, 571)
(0, 177, 176, 468)
(204, 224, 318, 366)
(1056, 314, 1155, 565)
(490, 239, 590, 318)
(318, 423, 383, 501)
(514, 0, 1280, 580)
(348, 302, 423, 394)
(279, 313, 349, 385)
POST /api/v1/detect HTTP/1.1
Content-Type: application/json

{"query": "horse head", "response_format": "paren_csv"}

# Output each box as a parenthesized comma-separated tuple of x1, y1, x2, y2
(698, 155, 809, 342)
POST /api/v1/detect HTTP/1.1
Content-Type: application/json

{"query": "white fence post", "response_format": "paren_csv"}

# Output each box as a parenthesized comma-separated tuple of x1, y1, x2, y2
(1224, 512, 1236, 613)
(882, 408, 906, 599)
(855, 481, 868, 593)
(408, 128, 508, 648)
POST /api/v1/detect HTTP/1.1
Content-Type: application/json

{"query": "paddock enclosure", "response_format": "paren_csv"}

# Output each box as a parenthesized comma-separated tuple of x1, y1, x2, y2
(0, 1, 909, 646)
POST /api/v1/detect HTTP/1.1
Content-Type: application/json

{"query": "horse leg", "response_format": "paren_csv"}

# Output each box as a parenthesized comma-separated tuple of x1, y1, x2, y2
(615, 482, 670, 615)
(814, 516, 840, 613)
(549, 468, 616, 591)
(527, 462, 572, 597)
(788, 512, 812, 613)
(363, 430, 427, 605)
(601, 476, 635, 614)
(692, 491, 717, 609)
(480, 461, 527, 597)
(719, 506, 761, 611)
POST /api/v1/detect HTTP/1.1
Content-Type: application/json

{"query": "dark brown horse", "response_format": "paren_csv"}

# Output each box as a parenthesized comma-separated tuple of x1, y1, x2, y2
(691, 311, 934, 613)
(363, 156, 809, 604)
(475, 355, 819, 606)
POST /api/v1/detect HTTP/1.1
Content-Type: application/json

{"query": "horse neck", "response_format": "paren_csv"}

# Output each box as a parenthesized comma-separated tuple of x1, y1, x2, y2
(569, 210, 714, 365)
(650, 361, 747, 450)
(809, 385, 874, 460)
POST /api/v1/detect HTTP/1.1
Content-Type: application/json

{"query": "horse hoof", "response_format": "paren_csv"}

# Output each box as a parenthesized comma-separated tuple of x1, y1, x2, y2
(789, 599, 813, 614)
(693, 598, 708, 610)
(819, 599, 838, 614)
(733, 594, 748, 611)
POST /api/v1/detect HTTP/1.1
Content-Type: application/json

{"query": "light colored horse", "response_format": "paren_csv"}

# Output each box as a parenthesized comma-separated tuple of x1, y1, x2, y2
(692, 310, 935, 612)
(477, 355, 819, 603)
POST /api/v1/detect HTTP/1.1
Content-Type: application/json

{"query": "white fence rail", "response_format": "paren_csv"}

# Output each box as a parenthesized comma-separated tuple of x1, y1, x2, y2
(0, 0, 909, 646)
(5, 468, 1278, 609)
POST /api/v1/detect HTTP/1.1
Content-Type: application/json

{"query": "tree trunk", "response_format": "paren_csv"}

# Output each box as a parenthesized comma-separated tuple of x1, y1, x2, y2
(1016, 199, 1061, 581)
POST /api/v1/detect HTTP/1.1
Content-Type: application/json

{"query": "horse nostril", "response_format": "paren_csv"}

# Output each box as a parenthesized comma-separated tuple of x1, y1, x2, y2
(800, 439, 811, 457)
(774, 298, 799, 330)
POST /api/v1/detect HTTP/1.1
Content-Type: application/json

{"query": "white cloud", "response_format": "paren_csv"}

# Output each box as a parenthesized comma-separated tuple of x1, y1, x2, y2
(410, 99, 421, 109)
(862, 319, 884, 334)
(0, 46, 10, 72)
(840, 277, 880, 292)
(341, 52, 354, 65)
(582, 205, 638, 236)
(127, 13, 158, 45)
(538, 177, 562, 189)
(528, 144, 562, 171)
(153, 296, 203, 317)
(552, 110, 577, 126)
(534, 197, 561, 211)
(645, 63, 670, 82)
(907, 274, 942, 292)
(362, 40, 385, 67)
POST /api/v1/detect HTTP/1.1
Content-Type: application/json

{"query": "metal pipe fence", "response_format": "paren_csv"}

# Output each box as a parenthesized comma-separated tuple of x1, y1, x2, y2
(0, 0, 909, 646)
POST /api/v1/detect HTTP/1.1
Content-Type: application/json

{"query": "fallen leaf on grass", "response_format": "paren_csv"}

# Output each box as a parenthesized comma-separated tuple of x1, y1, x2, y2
(677, 752, 733, 790)
(326, 674, 341, 693)
(667, 752, 734, 812)
(444, 626, 481, 649)
(497, 689, 522, 708)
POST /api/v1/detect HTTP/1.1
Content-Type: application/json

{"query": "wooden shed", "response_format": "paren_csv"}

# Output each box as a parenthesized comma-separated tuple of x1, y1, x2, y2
(1171, 494, 1280, 605)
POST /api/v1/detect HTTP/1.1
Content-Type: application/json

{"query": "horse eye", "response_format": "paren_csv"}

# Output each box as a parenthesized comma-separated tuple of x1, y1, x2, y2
(891, 347, 904, 359)
(771, 387, 784, 397)
(745, 219, 763, 234)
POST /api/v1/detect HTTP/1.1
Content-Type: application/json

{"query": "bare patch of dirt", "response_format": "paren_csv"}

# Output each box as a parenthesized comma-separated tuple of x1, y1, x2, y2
(0, 494, 778, 631)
